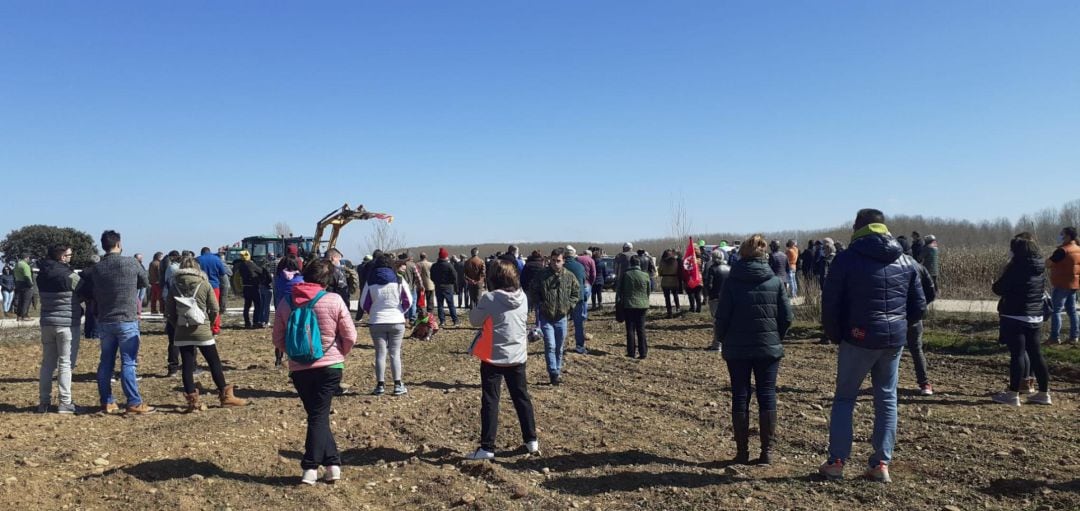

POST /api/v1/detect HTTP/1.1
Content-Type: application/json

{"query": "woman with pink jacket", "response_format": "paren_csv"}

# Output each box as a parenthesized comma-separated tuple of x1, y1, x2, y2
(272, 259, 357, 485)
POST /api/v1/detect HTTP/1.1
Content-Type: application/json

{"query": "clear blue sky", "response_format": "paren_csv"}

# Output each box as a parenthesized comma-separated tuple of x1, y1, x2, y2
(2, 1, 1078, 259)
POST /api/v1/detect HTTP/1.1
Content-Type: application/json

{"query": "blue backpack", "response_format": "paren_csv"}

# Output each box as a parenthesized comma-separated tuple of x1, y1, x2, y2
(285, 291, 326, 364)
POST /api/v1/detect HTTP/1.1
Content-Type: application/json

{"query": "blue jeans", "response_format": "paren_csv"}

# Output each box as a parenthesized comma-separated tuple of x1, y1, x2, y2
(539, 314, 568, 378)
(407, 289, 418, 321)
(96, 321, 143, 406)
(436, 287, 458, 324)
(573, 285, 590, 350)
(1049, 287, 1078, 341)
(787, 270, 798, 297)
(827, 342, 903, 469)
(2, 289, 12, 312)
(257, 286, 273, 325)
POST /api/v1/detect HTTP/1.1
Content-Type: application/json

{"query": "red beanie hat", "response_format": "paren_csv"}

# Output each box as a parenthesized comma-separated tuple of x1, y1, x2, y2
(286, 244, 298, 257)
(438, 247, 449, 260)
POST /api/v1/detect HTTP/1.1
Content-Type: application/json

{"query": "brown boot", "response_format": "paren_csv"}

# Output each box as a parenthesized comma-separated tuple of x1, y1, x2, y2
(183, 390, 199, 414)
(219, 384, 248, 407)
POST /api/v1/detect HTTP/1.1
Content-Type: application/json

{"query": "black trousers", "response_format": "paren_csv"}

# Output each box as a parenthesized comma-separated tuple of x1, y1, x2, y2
(687, 286, 702, 313)
(292, 367, 342, 469)
(662, 287, 681, 313)
(480, 362, 536, 452)
(166, 322, 180, 371)
(15, 287, 33, 317)
(242, 286, 261, 327)
(624, 308, 648, 357)
(179, 344, 227, 394)
(591, 283, 604, 308)
(1000, 317, 1049, 393)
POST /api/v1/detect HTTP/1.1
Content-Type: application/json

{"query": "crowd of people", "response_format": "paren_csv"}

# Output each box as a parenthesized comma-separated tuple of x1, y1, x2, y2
(12, 207, 1077, 486)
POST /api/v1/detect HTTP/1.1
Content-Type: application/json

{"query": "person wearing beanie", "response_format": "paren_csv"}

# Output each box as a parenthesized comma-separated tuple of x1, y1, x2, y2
(431, 248, 459, 325)
(563, 246, 590, 354)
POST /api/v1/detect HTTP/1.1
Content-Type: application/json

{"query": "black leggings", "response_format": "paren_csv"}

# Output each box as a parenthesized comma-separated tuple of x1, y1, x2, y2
(180, 344, 227, 394)
(1000, 317, 1049, 393)
(662, 287, 681, 312)
(687, 286, 702, 313)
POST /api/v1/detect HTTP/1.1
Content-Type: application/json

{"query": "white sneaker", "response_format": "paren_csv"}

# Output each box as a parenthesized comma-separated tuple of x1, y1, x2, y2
(300, 469, 318, 485)
(991, 391, 1021, 407)
(525, 440, 540, 454)
(1027, 391, 1052, 405)
(324, 465, 341, 482)
(465, 448, 495, 461)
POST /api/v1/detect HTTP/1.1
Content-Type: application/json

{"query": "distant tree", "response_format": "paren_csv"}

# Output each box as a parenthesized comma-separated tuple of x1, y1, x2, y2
(0, 225, 98, 269)
(669, 194, 692, 242)
(274, 221, 292, 237)
(365, 221, 406, 255)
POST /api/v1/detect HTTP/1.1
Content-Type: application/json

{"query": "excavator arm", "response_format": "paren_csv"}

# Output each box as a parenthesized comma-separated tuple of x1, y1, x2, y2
(312, 203, 393, 257)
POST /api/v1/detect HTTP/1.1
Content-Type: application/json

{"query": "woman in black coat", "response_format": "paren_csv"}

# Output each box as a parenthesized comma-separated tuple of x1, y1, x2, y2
(714, 235, 793, 465)
(991, 232, 1051, 406)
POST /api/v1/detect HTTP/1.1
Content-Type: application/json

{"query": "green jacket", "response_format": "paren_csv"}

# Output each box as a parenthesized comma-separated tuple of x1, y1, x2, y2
(14, 260, 33, 286)
(164, 268, 219, 343)
(617, 266, 651, 310)
(528, 267, 580, 320)
(714, 258, 792, 361)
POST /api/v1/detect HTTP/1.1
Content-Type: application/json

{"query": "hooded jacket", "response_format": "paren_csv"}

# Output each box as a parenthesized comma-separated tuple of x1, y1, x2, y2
(272, 281, 357, 372)
(274, 269, 304, 309)
(165, 268, 219, 344)
(360, 267, 412, 324)
(821, 225, 927, 349)
(993, 253, 1046, 317)
(617, 264, 651, 310)
(468, 289, 529, 366)
(37, 259, 81, 327)
(520, 255, 545, 292)
(714, 258, 792, 360)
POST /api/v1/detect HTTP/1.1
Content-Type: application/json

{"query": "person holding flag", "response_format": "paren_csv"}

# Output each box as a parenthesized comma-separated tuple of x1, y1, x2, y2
(682, 237, 705, 313)
(465, 260, 538, 460)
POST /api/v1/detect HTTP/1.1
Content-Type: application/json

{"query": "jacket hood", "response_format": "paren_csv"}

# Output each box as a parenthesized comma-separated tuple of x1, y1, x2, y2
(490, 289, 526, 309)
(731, 258, 774, 283)
(291, 282, 326, 305)
(849, 232, 904, 264)
(368, 267, 397, 285)
(1012, 254, 1045, 275)
(280, 269, 302, 282)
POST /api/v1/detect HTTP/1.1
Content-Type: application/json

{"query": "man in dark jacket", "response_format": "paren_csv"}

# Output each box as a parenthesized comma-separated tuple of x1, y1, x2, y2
(618, 256, 652, 359)
(527, 248, 580, 385)
(767, 241, 788, 285)
(430, 248, 458, 325)
(37, 244, 82, 413)
(452, 255, 466, 308)
(520, 251, 545, 314)
(235, 251, 265, 328)
(819, 209, 926, 483)
(896, 236, 937, 395)
(703, 249, 731, 351)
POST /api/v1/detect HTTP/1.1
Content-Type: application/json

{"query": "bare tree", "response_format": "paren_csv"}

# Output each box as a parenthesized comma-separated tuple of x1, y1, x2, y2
(669, 194, 693, 242)
(274, 221, 292, 237)
(365, 221, 406, 255)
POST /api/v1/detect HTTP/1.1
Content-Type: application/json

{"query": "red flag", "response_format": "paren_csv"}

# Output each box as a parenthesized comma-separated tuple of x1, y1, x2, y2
(683, 237, 702, 289)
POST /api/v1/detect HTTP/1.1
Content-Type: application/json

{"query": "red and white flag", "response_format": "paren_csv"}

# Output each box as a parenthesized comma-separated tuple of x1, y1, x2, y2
(683, 237, 702, 289)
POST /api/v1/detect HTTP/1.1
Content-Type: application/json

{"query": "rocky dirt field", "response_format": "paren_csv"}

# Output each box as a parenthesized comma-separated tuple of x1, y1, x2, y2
(1, 309, 1078, 511)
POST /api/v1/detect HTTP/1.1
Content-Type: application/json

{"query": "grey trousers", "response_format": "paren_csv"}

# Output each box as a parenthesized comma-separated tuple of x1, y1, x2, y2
(40, 325, 74, 405)
(370, 323, 406, 383)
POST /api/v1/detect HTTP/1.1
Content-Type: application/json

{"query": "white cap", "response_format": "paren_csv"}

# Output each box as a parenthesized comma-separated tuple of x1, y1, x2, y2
(565, 245, 577, 257)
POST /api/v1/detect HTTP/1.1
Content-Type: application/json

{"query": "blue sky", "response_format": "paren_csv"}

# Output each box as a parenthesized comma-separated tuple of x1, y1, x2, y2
(2, 1, 1078, 259)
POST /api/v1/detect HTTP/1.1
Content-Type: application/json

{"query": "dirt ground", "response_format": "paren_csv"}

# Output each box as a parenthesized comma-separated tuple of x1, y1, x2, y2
(1, 309, 1078, 511)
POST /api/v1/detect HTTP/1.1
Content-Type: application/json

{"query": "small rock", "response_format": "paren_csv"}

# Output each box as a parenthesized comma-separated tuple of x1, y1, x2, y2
(943, 506, 962, 511)
(511, 484, 529, 499)
(1011, 447, 1028, 457)
(148, 488, 158, 495)
(810, 403, 824, 411)
(4, 476, 17, 484)
(92, 458, 110, 467)
(959, 428, 973, 436)
(199, 404, 208, 411)
(189, 474, 204, 481)
(542, 467, 551, 474)
(457, 494, 476, 505)
(707, 401, 718, 408)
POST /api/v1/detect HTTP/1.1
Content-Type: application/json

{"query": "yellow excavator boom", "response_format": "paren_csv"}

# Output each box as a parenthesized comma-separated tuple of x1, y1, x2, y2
(311, 203, 393, 258)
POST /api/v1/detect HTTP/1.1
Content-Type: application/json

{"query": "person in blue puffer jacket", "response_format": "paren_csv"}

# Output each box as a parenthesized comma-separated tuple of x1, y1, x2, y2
(272, 254, 304, 367)
(819, 208, 926, 484)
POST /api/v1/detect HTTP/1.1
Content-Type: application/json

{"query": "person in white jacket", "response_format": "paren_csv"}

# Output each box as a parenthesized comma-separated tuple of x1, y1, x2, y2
(465, 260, 538, 460)
(359, 254, 413, 397)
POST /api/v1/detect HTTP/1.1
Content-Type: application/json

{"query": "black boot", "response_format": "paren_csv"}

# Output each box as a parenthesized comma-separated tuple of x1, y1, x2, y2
(757, 410, 777, 465)
(732, 412, 750, 464)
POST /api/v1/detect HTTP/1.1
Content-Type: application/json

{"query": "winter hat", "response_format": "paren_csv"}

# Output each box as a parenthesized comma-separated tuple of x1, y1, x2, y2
(623, 242, 633, 251)
(286, 244, 299, 257)
(438, 247, 449, 260)
(565, 245, 577, 257)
